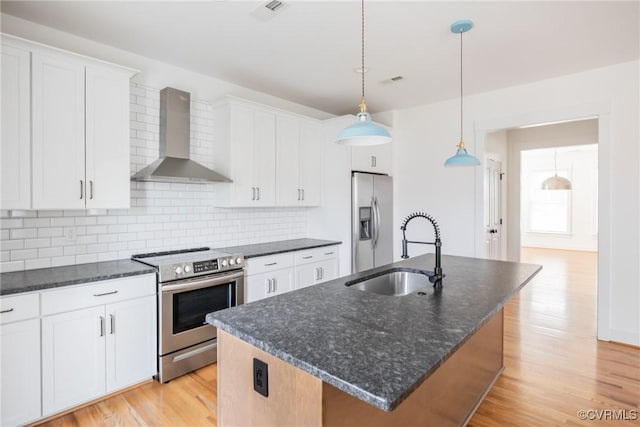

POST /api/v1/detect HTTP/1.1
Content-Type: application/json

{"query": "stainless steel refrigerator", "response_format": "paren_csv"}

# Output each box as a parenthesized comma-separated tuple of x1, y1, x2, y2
(352, 172, 393, 273)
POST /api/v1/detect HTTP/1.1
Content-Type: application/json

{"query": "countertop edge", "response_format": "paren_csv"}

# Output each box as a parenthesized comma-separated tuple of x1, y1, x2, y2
(0, 265, 157, 296)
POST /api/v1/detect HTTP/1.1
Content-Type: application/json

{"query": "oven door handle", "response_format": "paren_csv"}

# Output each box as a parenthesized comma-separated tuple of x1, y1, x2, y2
(162, 270, 244, 293)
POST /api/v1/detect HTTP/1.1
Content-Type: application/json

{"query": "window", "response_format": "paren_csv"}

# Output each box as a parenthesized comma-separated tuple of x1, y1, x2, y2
(527, 169, 571, 233)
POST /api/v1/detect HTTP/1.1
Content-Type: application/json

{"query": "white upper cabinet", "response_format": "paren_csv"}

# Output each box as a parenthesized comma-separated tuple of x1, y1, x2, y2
(212, 99, 276, 207)
(351, 142, 392, 175)
(213, 97, 323, 208)
(1, 42, 31, 210)
(276, 114, 322, 206)
(32, 52, 87, 210)
(85, 65, 131, 209)
(1, 35, 136, 211)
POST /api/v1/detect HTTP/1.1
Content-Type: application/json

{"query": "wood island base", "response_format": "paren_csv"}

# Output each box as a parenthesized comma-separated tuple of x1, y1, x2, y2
(217, 309, 504, 427)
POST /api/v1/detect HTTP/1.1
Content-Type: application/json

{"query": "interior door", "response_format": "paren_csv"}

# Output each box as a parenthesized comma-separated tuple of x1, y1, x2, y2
(484, 159, 503, 260)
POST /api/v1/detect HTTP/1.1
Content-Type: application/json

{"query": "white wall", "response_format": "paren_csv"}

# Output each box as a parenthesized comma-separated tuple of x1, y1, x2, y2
(392, 60, 639, 346)
(520, 146, 598, 251)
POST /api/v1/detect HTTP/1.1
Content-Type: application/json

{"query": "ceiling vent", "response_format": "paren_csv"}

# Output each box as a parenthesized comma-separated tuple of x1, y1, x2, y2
(381, 75, 405, 85)
(250, 0, 288, 21)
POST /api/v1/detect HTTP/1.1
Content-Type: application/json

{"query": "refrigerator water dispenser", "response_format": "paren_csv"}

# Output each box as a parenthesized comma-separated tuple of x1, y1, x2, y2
(359, 207, 372, 240)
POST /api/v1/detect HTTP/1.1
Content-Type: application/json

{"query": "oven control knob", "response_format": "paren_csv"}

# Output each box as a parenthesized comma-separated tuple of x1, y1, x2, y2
(229, 258, 236, 265)
(174, 266, 183, 275)
(235, 257, 242, 265)
(221, 259, 228, 267)
(184, 265, 191, 273)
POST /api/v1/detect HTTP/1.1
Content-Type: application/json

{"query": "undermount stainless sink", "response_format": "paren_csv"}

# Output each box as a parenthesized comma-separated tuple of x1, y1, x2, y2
(346, 269, 431, 296)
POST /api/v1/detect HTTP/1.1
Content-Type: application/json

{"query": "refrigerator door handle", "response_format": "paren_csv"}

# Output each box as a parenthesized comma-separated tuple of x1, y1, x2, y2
(373, 196, 381, 248)
(370, 196, 377, 249)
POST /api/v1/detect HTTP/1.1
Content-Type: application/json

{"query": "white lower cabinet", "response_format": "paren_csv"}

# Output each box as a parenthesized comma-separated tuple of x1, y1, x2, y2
(245, 245, 340, 302)
(1, 316, 41, 426)
(246, 268, 295, 303)
(106, 295, 156, 391)
(42, 306, 107, 415)
(40, 274, 156, 418)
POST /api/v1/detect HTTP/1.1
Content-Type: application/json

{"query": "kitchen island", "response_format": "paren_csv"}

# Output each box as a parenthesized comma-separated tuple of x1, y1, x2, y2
(206, 254, 541, 426)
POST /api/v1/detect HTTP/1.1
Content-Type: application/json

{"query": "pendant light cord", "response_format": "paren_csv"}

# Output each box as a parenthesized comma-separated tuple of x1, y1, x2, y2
(460, 31, 463, 145)
(360, 0, 366, 112)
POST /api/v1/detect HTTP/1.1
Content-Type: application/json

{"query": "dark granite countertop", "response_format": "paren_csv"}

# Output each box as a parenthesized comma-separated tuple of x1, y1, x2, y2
(215, 238, 341, 259)
(0, 260, 156, 296)
(207, 254, 541, 412)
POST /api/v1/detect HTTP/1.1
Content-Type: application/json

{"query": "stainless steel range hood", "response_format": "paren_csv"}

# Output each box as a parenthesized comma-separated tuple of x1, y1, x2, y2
(131, 87, 232, 183)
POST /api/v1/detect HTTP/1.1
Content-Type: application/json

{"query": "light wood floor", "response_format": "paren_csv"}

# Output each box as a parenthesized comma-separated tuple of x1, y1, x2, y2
(38, 248, 639, 427)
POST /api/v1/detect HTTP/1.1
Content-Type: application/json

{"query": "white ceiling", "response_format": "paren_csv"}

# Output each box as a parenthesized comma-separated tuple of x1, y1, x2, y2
(2, 1, 638, 115)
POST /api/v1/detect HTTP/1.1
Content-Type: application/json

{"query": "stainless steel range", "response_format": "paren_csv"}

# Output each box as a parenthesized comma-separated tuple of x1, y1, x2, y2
(132, 247, 244, 383)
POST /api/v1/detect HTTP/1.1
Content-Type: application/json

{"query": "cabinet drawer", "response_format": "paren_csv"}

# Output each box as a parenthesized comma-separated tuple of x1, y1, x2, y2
(41, 274, 156, 316)
(294, 245, 339, 265)
(245, 253, 294, 276)
(0, 293, 40, 324)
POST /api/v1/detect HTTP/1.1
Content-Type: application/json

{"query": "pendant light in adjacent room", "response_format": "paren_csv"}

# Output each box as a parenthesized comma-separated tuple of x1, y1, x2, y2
(335, 0, 392, 146)
(541, 149, 572, 190)
(444, 20, 480, 167)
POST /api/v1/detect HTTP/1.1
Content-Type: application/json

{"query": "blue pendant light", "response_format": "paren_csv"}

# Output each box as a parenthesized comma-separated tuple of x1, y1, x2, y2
(444, 20, 480, 167)
(335, 0, 392, 146)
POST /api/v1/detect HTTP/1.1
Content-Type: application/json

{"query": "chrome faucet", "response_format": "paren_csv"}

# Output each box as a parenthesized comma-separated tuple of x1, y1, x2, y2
(400, 212, 444, 290)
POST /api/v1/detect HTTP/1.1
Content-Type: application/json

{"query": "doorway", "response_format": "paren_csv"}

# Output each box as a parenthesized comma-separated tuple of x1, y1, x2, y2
(479, 114, 608, 340)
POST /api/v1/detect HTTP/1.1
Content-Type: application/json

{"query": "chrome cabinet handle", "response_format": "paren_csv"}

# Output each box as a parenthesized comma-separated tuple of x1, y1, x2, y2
(99, 316, 105, 337)
(301, 189, 305, 201)
(256, 187, 260, 201)
(297, 189, 301, 201)
(273, 278, 277, 292)
(315, 267, 320, 281)
(371, 156, 375, 167)
(90, 180, 94, 200)
(80, 180, 84, 199)
(264, 262, 277, 266)
(302, 256, 313, 260)
(324, 252, 334, 255)
(93, 290, 118, 297)
(265, 278, 270, 294)
(321, 267, 324, 280)
(251, 187, 256, 201)
(0, 308, 14, 314)
(109, 314, 115, 334)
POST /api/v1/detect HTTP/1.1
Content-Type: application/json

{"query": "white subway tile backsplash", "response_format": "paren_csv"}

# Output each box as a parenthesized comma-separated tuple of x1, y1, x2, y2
(25, 258, 52, 270)
(24, 238, 51, 249)
(39, 247, 63, 258)
(11, 249, 38, 261)
(1, 260, 24, 272)
(0, 83, 307, 272)
(38, 228, 63, 238)
(10, 228, 37, 239)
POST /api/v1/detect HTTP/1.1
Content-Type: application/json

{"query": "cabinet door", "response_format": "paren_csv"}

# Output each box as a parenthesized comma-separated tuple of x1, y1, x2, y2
(0, 318, 41, 426)
(299, 120, 323, 206)
(275, 114, 300, 206)
(295, 263, 318, 290)
(32, 52, 86, 209)
(270, 267, 294, 296)
(229, 104, 256, 206)
(316, 258, 339, 284)
(351, 142, 392, 175)
(85, 66, 131, 209)
(246, 271, 272, 303)
(42, 306, 106, 415)
(253, 110, 276, 206)
(106, 295, 156, 392)
(1, 43, 31, 210)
